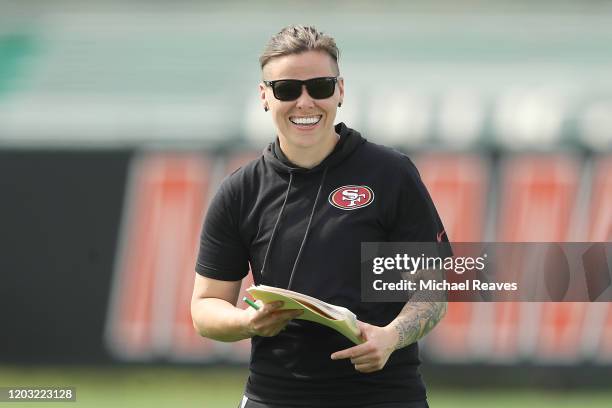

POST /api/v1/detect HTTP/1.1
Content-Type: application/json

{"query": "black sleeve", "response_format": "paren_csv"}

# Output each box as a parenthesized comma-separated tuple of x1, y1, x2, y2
(386, 156, 450, 247)
(195, 177, 249, 281)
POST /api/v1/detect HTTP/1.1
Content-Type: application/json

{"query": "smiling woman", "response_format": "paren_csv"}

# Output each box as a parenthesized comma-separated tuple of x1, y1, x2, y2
(191, 24, 450, 408)
(259, 46, 344, 168)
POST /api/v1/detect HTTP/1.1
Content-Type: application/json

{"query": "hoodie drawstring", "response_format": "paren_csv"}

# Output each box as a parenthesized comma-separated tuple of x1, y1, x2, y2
(259, 167, 329, 290)
(287, 166, 328, 290)
(260, 171, 294, 280)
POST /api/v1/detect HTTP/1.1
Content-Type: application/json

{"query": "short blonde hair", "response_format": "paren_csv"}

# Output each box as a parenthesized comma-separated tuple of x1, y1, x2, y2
(259, 25, 340, 75)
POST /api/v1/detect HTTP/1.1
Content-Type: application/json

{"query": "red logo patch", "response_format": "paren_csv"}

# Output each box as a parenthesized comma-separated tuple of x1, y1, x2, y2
(328, 185, 375, 210)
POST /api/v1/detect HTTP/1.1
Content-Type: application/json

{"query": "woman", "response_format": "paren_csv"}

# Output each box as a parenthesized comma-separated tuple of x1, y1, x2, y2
(191, 25, 448, 408)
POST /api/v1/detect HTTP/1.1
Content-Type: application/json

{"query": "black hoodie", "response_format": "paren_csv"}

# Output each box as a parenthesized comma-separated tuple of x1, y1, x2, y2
(196, 123, 448, 407)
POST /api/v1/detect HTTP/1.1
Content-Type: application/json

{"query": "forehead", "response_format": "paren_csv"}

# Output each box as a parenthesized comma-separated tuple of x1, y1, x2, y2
(263, 50, 337, 80)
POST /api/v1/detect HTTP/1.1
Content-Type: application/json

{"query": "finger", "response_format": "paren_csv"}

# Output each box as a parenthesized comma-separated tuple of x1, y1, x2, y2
(255, 301, 284, 317)
(260, 313, 298, 336)
(275, 309, 303, 319)
(331, 343, 370, 360)
(261, 300, 283, 312)
(259, 309, 301, 323)
(274, 310, 303, 326)
(331, 346, 359, 360)
(256, 309, 302, 330)
(356, 321, 369, 340)
(350, 355, 371, 365)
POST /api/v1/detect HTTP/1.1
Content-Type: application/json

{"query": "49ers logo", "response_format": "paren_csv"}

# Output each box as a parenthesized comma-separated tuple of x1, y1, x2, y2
(328, 185, 375, 210)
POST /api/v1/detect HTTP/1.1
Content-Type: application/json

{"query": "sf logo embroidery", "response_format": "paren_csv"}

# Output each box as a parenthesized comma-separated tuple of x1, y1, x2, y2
(328, 185, 375, 210)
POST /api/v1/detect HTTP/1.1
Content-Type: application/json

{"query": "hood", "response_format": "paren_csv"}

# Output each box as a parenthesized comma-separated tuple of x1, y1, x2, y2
(263, 122, 365, 175)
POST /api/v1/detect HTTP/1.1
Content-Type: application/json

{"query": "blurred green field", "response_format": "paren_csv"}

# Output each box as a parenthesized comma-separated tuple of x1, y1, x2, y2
(0, 365, 611, 407)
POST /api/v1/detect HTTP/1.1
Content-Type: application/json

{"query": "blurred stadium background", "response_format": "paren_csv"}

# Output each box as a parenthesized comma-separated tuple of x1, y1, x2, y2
(1, 1, 611, 407)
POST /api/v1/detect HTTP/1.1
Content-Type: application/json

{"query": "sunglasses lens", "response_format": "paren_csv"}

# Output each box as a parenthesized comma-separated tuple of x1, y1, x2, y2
(273, 81, 302, 101)
(306, 78, 336, 99)
(270, 78, 336, 101)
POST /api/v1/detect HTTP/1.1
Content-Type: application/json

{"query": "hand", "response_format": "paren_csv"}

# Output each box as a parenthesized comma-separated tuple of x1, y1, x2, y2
(330, 321, 398, 373)
(243, 300, 303, 337)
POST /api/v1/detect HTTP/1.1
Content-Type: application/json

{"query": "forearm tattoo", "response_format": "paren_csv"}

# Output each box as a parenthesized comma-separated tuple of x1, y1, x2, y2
(392, 301, 447, 350)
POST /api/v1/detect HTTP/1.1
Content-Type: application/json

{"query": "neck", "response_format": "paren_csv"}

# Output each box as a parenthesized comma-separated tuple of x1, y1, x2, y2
(279, 132, 340, 169)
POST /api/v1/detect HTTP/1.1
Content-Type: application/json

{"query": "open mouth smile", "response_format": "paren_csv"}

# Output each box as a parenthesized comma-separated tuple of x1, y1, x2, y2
(289, 115, 322, 127)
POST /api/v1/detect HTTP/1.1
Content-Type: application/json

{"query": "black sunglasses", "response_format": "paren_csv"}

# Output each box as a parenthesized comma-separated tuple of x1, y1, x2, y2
(263, 77, 338, 101)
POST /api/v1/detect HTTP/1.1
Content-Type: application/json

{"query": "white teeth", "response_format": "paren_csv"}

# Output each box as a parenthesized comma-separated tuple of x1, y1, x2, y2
(289, 115, 322, 125)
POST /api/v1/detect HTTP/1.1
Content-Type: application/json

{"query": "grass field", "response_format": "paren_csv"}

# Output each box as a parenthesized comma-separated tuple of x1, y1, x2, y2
(1, 365, 611, 407)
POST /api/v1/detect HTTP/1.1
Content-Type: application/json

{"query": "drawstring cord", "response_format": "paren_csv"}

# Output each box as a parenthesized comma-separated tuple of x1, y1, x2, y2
(259, 166, 329, 290)
(287, 166, 328, 290)
(260, 171, 293, 279)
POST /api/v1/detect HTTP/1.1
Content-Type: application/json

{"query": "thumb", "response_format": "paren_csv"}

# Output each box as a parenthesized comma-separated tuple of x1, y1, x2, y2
(357, 321, 369, 341)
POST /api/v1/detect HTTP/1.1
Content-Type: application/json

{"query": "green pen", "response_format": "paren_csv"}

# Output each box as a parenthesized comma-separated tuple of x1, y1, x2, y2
(243, 296, 260, 310)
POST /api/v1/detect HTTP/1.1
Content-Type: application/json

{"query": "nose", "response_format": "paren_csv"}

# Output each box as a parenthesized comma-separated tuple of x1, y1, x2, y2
(294, 84, 315, 109)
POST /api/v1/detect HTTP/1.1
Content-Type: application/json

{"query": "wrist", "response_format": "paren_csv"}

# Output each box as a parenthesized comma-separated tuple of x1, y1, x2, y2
(384, 323, 400, 351)
(236, 307, 255, 339)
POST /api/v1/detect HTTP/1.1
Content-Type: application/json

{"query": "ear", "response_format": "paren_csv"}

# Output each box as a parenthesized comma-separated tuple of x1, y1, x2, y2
(259, 82, 268, 110)
(337, 77, 345, 104)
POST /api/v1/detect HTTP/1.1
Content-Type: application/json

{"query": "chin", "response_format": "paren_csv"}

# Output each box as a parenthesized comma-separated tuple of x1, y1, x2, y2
(288, 136, 321, 149)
